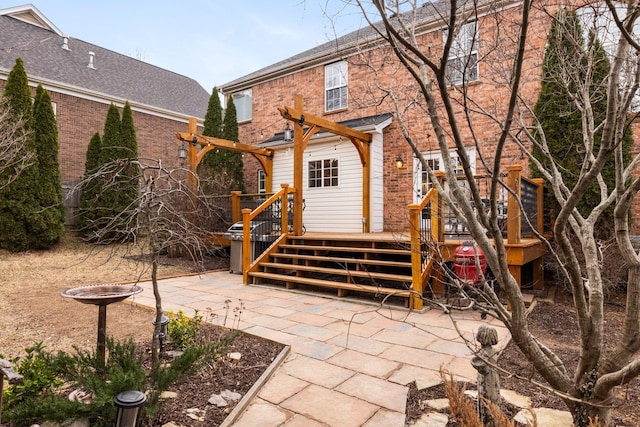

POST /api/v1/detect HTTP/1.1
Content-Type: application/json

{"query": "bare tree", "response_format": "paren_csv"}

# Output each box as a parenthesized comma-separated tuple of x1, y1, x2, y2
(73, 158, 228, 365)
(0, 100, 34, 190)
(342, 0, 640, 424)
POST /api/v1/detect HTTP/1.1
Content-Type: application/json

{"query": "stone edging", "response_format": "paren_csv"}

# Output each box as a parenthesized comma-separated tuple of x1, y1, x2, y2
(219, 344, 291, 427)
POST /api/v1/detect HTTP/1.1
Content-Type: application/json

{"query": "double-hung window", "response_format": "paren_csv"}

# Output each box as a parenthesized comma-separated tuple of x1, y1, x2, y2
(257, 170, 266, 194)
(308, 159, 339, 188)
(232, 89, 252, 122)
(445, 21, 479, 85)
(325, 61, 348, 112)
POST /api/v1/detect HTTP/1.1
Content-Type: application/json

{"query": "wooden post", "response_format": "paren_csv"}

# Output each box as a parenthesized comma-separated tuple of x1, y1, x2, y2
(293, 95, 304, 236)
(242, 208, 252, 284)
(506, 165, 522, 244)
(432, 171, 446, 243)
(408, 203, 423, 310)
(231, 191, 242, 224)
(187, 117, 198, 191)
(281, 183, 289, 234)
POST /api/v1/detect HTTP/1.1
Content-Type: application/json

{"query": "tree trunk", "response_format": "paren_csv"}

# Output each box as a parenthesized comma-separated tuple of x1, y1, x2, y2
(151, 257, 162, 366)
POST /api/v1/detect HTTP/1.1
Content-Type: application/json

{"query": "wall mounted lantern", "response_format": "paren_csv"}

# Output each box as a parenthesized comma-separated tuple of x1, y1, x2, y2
(396, 155, 406, 170)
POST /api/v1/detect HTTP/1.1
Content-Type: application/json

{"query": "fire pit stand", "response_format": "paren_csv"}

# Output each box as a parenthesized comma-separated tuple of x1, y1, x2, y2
(61, 284, 143, 368)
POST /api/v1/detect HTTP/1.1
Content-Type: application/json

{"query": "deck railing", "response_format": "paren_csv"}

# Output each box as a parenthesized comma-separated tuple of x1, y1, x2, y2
(241, 184, 295, 282)
(408, 166, 544, 301)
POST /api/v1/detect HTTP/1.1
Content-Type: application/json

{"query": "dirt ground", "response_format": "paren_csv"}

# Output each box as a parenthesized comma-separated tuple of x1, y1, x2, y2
(0, 234, 284, 426)
(406, 289, 640, 426)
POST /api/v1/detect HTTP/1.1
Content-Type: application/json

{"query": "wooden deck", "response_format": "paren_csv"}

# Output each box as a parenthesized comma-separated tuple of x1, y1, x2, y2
(295, 231, 545, 290)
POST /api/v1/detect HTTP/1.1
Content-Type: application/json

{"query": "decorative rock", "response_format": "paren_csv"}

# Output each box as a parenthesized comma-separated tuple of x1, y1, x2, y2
(208, 394, 228, 407)
(500, 389, 532, 408)
(185, 407, 205, 421)
(410, 411, 449, 426)
(415, 378, 441, 391)
(159, 391, 178, 399)
(220, 389, 242, 401)
(228, 352, 242, 360)
(161, 423, 184, 427)
(514, 407, 573, 426)
(423, 398, 450, 411)
(165, 350, 184, 358)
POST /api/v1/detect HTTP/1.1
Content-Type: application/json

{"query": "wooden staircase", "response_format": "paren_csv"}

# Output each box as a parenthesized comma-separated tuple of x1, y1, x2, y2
(247, 233, 417, 306)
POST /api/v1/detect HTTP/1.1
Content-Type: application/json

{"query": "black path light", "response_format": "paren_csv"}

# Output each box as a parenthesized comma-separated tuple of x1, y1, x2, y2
(151, 314, 170, 352)
(114, 390, 147, 427)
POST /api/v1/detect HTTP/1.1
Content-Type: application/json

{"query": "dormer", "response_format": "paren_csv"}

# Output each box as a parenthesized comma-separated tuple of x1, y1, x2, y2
(0, 4, 64, 36)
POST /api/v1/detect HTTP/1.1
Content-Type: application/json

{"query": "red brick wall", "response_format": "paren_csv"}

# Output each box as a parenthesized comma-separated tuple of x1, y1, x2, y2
(0, 80, 192, 186)
(233, 3, 640, 233)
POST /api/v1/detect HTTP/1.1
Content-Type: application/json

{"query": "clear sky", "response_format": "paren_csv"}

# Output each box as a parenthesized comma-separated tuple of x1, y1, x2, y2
(24, 1, 371, 94)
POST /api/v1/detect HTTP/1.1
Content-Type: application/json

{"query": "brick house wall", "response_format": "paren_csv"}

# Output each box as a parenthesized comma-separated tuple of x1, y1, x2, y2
(229, 2, 640, 233)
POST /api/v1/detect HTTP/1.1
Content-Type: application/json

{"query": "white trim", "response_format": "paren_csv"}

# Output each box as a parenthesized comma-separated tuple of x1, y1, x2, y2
(0, 4, 64, 36)
(0, 71, 202, 124)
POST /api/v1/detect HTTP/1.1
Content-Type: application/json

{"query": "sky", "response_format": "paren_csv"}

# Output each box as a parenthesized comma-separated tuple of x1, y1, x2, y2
(22, 1, 372, 93)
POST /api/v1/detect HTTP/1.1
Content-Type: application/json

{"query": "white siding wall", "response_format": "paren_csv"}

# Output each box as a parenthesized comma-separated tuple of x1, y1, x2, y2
(270, 132, 384, 233)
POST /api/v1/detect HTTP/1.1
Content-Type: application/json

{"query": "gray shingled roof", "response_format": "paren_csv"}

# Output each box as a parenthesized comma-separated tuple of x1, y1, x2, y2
(0, 11, 209, 118)
(221, 1, 453, 93)
(259, 112, 394, 148)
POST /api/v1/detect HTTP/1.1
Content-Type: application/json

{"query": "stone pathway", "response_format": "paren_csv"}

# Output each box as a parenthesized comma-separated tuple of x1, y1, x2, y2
(131, 271, 514, 426)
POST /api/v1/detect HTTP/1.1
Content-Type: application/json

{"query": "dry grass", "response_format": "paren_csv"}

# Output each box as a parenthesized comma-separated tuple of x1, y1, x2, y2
(0, 234, 200, 360)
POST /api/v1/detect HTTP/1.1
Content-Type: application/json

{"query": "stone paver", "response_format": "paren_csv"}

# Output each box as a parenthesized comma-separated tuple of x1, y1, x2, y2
(363, 409, 406, 427)
(283, 354, 354, 388)
(280, 384, 379, 427)
(336, 373, 408, 412)
(258, 373, 309, 405)
(231, 399, 292, 427)
(133, 271, 512, 427)
(327, 349, 400, 378)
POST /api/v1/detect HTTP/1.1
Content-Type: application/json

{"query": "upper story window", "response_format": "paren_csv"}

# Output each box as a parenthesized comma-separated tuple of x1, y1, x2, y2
(309, 158, 339, 188)
(232, 89, 252, 122)
(325, 61, 348, 112)
(444, 21, 479, 85)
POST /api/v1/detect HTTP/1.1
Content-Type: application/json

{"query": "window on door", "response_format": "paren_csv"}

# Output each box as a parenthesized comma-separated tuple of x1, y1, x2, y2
(257, 170, 266, 194)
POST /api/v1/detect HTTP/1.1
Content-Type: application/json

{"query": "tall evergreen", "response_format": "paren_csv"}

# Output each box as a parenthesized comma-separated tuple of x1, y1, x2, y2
(530, 9, 632, 238)
(0, 58, 41, 251)
(77, 132, 102, 234)
(199, 87, 224, 176)
(221, 95, 245, 192)
(31, 84, 65, 248)
(119, 101, 140, 211)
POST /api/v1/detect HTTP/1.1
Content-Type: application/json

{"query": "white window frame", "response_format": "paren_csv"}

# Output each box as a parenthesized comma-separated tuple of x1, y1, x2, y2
(414, 149, 476, 203)
(308, 158, 339, 188)
(325, 61, 348, 112)
(444, 21, 479, 85)
(257, 170, 266, 194)
(232, 89, 252, 122)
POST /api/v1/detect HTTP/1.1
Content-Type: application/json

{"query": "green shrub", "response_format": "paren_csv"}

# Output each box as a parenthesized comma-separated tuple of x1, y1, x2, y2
(168, 309, 203, 349)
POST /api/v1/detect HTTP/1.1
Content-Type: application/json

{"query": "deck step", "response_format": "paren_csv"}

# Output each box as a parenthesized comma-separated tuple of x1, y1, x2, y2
(279, 244, 411, 256)
(249, 272, 413, 297)
(271, 253, 411, 269)
(260, 262, 412, 282)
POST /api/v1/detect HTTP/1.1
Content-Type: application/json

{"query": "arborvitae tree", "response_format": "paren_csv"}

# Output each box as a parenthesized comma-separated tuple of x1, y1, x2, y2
(119, 101, 140, 212)
(203, 87, 223, 138)
(221, 95, 245, 192)
(31, 84, 65, 248)
(0, 58, 41, 251)
(77, 132, 102, 234)
(530, 9, 632, 238)
(199, 87, 224, 177)
(101, 103, 123, 164)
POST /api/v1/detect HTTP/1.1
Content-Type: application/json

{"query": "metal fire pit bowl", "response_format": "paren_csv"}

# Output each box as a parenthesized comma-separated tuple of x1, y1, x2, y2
(61, 284, 143, 305)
